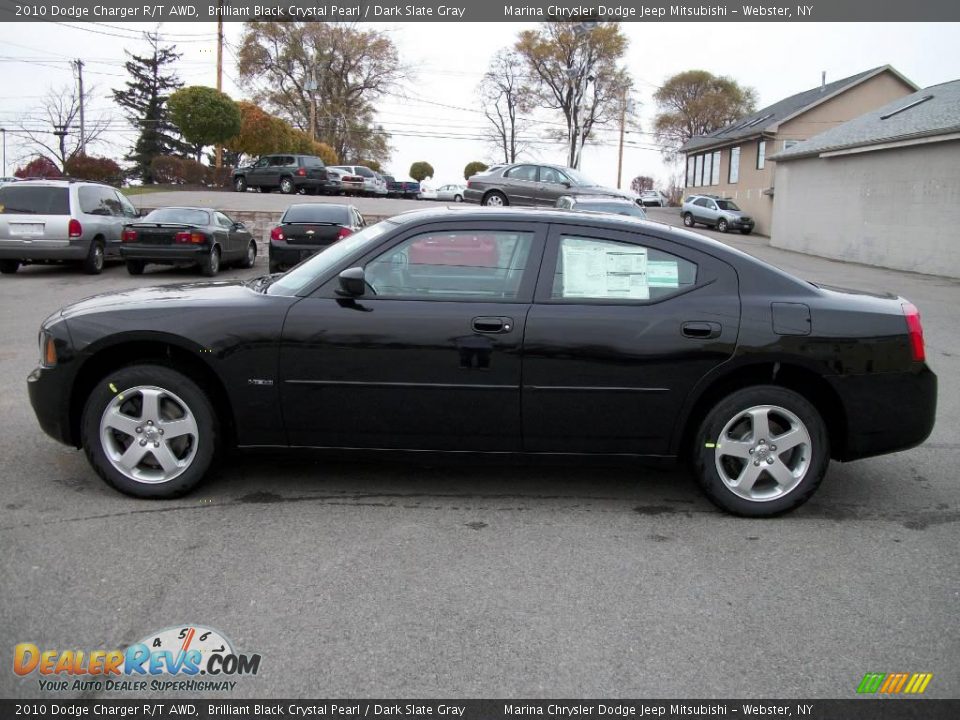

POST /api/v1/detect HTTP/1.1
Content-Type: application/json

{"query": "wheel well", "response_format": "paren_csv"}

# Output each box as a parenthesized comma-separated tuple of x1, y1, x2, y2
(68, 341, 236, 449)
(678, 362, 847, 460)
(483, 190, 506, 202)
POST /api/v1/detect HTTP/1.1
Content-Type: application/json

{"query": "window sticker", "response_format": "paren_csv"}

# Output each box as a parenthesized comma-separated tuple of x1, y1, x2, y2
(647, 260, 681, 288)
(561, 238, 649, 300)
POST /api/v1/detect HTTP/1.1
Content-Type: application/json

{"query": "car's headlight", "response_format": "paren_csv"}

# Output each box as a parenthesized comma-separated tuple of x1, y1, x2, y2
(39, 331, 57, 368)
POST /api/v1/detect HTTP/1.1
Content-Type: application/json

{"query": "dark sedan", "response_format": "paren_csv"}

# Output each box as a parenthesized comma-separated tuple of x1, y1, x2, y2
(120, 207, 257, 277)
(28, 208, 936, 516)
(464, 163, 640, 207)
(269, 203, 365, 273)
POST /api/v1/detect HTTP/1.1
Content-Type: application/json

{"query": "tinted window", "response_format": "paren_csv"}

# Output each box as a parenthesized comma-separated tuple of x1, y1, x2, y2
(716, 200, 741, 211)
(142, 208, 210, 226)
(115, 192, 138, 218)
(576, 202, 647, 218)
(505, 165, 538, 181)
(693, 198, 710, 208)
(364, 230, 533, 300)
(79, 186, 121, 216)
(551, 235, 697, 302)
(282, 205, 350, 224)
(215, 212, 234, 228)
(0, 186, 70, 215)
(539, 167, 568, 184)
(354, 167, 375, 178)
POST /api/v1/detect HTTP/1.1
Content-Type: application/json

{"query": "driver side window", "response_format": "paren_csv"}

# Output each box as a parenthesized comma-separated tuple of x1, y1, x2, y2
(363, 229, 534, 300)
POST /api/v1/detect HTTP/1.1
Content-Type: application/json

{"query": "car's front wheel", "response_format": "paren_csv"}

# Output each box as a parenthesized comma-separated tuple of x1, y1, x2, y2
(0, 259, 20, 274)
(80, 364, 218, 498)
(692, 385, 829, 516)
(454, 194, 463, 203)
(239, 241, 257, 269)
(280, 177, 295, 195)
(234, 176, 247, 193)
(683, 213, 695, 227)
(717, 218, 729, 233)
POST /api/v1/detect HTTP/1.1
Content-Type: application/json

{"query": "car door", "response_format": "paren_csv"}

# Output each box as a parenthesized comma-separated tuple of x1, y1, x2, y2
(500, 165, 539, 205)
(215, 212, 242, 259)
(278, 220, 546, 450)
(110, 190, 139, 257)
(522, 223, 740, 455)
(535, 166, 571, 206)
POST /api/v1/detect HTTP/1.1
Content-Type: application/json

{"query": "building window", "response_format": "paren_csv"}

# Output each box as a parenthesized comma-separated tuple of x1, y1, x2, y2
(711, 150, 721, 185)
(729, 147, 740, 183)
(783, 139, 799, 150)
(702, 153, 711, 186)
(757, 140, 766, 169)
(686, 156, 695, 187)
(694, 155, 703, 187)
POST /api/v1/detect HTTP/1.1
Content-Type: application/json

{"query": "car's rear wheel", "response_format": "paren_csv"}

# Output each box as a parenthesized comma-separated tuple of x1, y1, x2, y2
(126, 260, 145, 276)
(200, 245, 220, 277)
(83, 239, 105, 275)
(280, 177, 295, 195)
(454, 194, 463, 203)
(234, 176, 247, 193)
(81, 364, 218, 498)
(0, 259, 20, 274)
(683, 213, 695, 227)
(483, 191, 508, 207)
(239, 241, 257, 269)
(717, 218, 729, 233)
(692, 385, 829, 516)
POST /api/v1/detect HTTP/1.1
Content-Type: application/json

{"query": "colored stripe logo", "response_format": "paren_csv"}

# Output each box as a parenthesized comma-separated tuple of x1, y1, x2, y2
(857, 672, 933, 694)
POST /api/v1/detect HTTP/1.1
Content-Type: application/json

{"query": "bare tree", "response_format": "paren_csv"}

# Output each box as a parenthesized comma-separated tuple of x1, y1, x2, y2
(479, 49, 533, 164)
(16, 84, 109, 169)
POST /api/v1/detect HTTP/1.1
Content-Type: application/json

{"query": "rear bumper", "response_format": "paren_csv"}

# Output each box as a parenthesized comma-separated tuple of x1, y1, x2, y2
(0, 239, 88, 261)
(829, 365, 937, 461)
(269, 243, 329, 268)
(120, 245, 208, 263)
(463, 189, 483, 203)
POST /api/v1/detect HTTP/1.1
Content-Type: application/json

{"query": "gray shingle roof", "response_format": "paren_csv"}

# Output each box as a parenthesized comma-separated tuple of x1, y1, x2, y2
(680, 66, 907, 153)
(769, 79, 960, 161)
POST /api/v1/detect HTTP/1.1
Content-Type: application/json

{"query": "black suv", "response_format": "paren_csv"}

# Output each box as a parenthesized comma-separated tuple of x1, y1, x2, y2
(232, 154, 331, 195)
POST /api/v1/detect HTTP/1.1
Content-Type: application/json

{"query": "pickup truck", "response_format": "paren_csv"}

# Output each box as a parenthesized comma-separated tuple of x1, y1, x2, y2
(383, 175, 420, 199)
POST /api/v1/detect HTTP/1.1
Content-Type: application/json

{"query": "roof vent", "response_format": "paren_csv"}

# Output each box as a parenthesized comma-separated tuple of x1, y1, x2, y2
(880, 94, 934, 120)
(821, 71, 826, 92)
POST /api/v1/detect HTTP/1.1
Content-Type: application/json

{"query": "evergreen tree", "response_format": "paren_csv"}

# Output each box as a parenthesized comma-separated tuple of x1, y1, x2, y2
(112, 33, 189, 182)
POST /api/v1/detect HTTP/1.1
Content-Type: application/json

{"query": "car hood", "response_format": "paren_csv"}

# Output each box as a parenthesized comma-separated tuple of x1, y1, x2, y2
(574, 185, 639, 203)
(60, 280, 258, 320)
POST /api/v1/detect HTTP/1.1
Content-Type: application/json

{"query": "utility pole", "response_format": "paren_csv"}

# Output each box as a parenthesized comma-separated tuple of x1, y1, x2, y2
(306, 65, 318, 141)
(616, 90, 627, 189)
(74, 59, 85, 155)
(53, 124, 68, 169)
(215, 17, 224, 168)
(1, 128, 6, 177)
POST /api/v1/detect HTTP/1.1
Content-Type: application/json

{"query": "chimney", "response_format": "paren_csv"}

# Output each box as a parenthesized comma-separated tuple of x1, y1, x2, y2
(821, 71, 826, 91)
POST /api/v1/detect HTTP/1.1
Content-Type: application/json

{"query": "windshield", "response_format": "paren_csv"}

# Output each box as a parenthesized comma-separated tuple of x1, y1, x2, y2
(563, 167, 599, 186)
(717, 200, 741, 211)
(142, 208, 210, 225)
(267, 221, 393, 296)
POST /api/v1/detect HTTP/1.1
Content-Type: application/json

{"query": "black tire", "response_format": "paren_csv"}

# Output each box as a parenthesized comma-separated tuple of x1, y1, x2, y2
(740, 229, 752, 235)
(80, 364, 218, 499)
(454, 194, 463, 203)
(682, 213, 695, 228)
(234, 176, 247, 193)
(200, 245, 220, 277)
(83, 239, 105, 275)
(482, 191, 508, 207)
(692, 385, 830, 517)
(238, 241, 257, 269)
(126, 260, 145, 276)
(0, 259, 20, 274)
(717, 218, 729, 233)
(279, 177, 295, 195)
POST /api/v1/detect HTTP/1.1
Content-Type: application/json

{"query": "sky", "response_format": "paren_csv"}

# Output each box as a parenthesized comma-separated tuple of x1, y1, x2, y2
(1, 21, 958, 188)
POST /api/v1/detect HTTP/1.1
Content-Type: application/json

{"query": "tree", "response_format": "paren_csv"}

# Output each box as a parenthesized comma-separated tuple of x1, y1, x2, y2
(64, 154, 123, 185)
(515, 22, 632, 168)
(113, 33, 190, 183)
(480, 49, 533, 163)
(14, 156, 62, 179)
(15, 84, 110, 169)
(168, 87, 242, 161)
(630, 175, 654, 193)
(653, 70, 757, 157)
(225, 101, 292, 159)
(409, 161, 434, 182)
(464, 161, 488, 180)
(237, 21, 402, 165)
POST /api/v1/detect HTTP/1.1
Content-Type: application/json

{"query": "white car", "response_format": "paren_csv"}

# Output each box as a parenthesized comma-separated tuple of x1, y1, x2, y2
(640, 190, 667, 207)
(418, 181, 438, 200)
(330, 165, 381, 196)
(436, 184, 466, 202)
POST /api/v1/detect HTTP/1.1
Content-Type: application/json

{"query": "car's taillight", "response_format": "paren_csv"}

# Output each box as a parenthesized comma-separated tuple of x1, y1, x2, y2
(902, 302, 925, 362)
(68, 219, 82, 238)
(175, 231, 205, 244)
(467, 181, 474, 188)
(270, 226, 285, 242)
(296, 168, 307, 176)
(338, 226, 353, 240)
(121, 229, 138, 242)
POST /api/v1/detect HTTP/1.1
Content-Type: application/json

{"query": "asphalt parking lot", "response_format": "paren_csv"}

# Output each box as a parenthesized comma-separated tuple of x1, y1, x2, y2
(1, 227, 958, 699)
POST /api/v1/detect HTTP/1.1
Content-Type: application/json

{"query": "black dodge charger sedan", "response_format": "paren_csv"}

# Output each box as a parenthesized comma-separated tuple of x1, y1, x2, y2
(27, 207, 936, 516)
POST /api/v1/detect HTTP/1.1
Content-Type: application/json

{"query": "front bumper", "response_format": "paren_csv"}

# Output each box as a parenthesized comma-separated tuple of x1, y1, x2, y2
(120, 245, 208, 263)
(829, 365, 937, 461)
(28, 362, 77, 446)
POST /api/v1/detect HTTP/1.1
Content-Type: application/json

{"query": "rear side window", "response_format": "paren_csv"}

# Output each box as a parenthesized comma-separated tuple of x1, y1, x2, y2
(282, 205, 349, 224)
(355, 167, 375, 178)
(79, 186, 122, 216)
(301, 156, 325, 167)
(551, 235, 698, 302)
(0, 186, 70, 215)
(505, 165, 538, 181)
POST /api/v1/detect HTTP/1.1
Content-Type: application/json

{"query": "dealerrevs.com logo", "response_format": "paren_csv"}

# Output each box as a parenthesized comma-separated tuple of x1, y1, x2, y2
(13, 625, 261, 693)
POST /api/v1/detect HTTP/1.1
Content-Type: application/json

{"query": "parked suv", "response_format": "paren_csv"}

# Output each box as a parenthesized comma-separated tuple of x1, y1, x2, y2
(232, 154, 331, 195)
(682, 194, 755, 235)
(0, 179, 138, 274)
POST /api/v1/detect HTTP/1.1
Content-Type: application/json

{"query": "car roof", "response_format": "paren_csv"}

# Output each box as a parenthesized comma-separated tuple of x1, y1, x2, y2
(145, 206, 217, 213)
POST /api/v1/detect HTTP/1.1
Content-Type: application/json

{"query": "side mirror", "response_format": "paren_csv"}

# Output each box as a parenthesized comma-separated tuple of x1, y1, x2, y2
(233, 221, 246, 230)
(337, 267, 366, 297)
(561, 181, 572, 188)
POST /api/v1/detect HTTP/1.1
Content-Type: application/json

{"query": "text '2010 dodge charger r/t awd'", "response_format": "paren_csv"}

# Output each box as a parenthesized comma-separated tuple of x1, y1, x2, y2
(27, 208, 937, 516)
